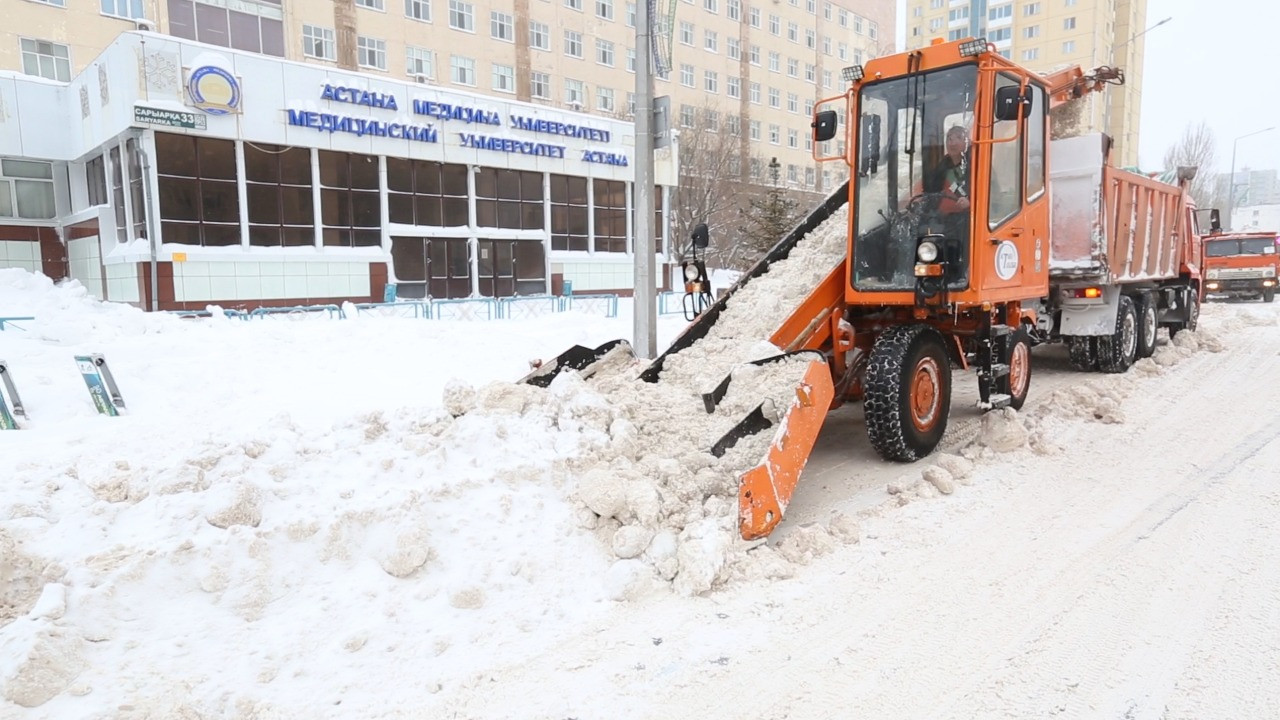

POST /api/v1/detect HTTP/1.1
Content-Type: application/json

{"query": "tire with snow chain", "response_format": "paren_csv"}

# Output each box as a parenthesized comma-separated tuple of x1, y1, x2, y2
(864, 324, 952, 463)
(998, 328, 1032, 411)
(1135, 293, 1158, 359)
(1066, 335, 1098, 372)
(1097, 294, 1138, 374)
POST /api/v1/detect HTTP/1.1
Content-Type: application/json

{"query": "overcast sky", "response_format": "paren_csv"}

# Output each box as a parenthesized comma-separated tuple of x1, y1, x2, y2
(895, 0, 1280, 175)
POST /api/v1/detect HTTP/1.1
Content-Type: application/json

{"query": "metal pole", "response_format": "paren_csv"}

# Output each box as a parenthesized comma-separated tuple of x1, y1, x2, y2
(1227, 126, 1275, 231)
(633, 0, 656, 359)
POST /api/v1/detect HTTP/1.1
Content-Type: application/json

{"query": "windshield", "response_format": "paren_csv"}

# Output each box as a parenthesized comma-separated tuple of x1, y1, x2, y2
(1206, 237, 1279, 257)
(851, 63, 979, 291)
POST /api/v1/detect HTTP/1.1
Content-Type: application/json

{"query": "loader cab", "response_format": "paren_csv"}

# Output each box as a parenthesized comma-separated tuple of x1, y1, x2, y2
(815, 43, 1050, 310)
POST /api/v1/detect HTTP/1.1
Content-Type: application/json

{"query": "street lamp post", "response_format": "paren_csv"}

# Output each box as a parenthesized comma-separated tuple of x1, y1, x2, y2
(1227, 126, 1276, 230)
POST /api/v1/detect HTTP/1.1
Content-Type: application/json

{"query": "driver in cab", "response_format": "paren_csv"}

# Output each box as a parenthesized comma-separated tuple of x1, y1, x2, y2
(924, 124, 971, 216)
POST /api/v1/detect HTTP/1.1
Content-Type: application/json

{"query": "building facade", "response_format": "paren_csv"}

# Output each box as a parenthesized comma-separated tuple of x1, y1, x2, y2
(4, 0, 894, 202)
(904, 0, 1147, 167)
(0, 32, 680, 309)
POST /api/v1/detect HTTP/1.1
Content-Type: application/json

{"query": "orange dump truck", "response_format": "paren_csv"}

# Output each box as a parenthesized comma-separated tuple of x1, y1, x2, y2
(1041, 133, 1203, 372)
(1201, 230, 1280, 302)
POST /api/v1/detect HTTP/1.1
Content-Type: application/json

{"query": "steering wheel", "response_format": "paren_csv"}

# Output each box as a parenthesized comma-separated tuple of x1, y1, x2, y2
(904, 191, 946, 215)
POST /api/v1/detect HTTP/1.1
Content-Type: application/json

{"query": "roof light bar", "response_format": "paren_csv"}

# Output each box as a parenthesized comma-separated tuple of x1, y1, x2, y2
(841, 65, 864, 83)
(959, 38, 988, 56)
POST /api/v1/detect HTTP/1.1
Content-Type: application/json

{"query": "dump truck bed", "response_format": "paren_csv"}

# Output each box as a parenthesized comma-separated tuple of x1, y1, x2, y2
(1048, 133, 1187, 284)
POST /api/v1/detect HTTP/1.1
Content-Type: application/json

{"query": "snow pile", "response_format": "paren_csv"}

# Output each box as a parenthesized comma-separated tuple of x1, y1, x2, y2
(0, 269, 181, 343)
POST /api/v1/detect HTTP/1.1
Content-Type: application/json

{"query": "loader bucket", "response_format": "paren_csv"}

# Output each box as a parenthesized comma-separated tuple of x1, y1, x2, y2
(520, 339, 634, 387)
(721, 355, 835, 540)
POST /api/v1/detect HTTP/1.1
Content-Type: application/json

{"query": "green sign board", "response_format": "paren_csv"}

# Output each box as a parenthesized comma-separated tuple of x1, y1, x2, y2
(133, 105, 207, 130)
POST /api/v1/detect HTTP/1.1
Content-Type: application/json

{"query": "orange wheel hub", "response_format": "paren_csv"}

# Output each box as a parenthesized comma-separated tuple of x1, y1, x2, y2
(910, 357, 942, 432)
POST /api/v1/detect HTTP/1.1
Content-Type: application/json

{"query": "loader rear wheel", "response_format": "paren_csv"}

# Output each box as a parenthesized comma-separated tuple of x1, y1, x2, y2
(998, 329, 1032, 410)
(865, 325, 952, 463)
(1066, 336, 1098, 372)
(1097, 294, 1138, 374)
(1135, 293, 1158, 359)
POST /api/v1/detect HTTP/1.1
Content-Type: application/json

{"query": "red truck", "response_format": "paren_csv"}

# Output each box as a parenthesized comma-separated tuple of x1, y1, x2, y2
(1202, 229, 1280, 303)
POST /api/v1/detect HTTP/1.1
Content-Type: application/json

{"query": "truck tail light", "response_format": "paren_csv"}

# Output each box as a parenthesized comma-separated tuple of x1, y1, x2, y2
(1068, 287, 1103, 299)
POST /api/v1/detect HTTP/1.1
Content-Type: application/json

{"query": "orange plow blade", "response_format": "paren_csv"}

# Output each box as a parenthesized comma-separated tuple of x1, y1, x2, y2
(737, 357, 835, 540)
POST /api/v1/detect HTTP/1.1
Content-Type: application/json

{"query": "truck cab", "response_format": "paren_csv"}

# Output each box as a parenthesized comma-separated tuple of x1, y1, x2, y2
(1202, 231, 1280, 302)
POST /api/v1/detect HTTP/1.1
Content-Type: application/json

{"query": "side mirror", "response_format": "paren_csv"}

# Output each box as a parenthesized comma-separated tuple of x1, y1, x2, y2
(812, 110, 838, 142)
(690, 223, 709, 249)
(1208, 209, 1222, 233)
(994, 85, 1031, 122)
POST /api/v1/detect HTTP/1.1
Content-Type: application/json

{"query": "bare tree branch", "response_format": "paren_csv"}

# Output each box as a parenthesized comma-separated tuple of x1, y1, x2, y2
(1161, 120, 1218, 209)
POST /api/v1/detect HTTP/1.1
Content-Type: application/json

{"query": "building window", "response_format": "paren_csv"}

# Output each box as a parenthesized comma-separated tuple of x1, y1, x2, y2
(805, 29, 816, 48)
(490, 11, 514, 40)
(1023, 25, 1039, 38)
(448, 0, 473, 30)
(727, 37, 740, 59)
(405, 0, 431, 22)
(679, 104, 694, 127)
(727, 76, 740, 98)
(749, 120, 760, 140)
(788, 129, 798, 148)
(109, 147, 126, 241)
(680, 64, 694, 87)
(749, 81, 760, 103)
(388, 159, 468, 227)
(124, 139, 146, 240)
(597, 86, 615, 111)
(748, 6, 759, 27)
(768, 51, 779, 72)
(787, 57, 798, 77)
(476, 239, 546, 297)
(492, 63, 515, 92)
(167, 0, 285, 57)
(787, 21, 798, 42)
(786, 92, 797, 112)
(948, 29, 964, 41)
(406, 47, 434, 78)
(597, 0, 613, 19)
(593, 179, 626, 253)
(727, 0, 739, 20)
(990, 28, 1011, 42)
(355, 0, 384, 9)
(929, 18, 942, 31)
(948, 6, 968, 21)
(565, 30, 583, 58)
(101, 0, 144, 19)
(768, 14, 779, 34)
(1023, 2, 1040, 14)
(1062, 40, 1075, 53)
(726, 115, 740, 135)
(565, 78, 585, 107)
(989, 3, 1011, 19)
(244, 143, 314, 248)
(749, 45, 760, 65)
(531, 72, 551, 99)
(451, 55, 475, 85)
(823, 70, 831, 88)
(155, 133, 239, 247)
(704, 70, 718, 93)
(550, 175, 588, 251)
(704, 29, 718, 52)
(302, 25, 336, 60)
(32, 0, 67, 6)
(19, 39, 71, 82)
(626, 91, 635, 115)
(86, 155, 108, 208)
(768, 87, 780, 108)
(357, 37, 387, 70)
(703, 0, 717, 12)
(1063, 16, 1076, 29)
(0, 159, 56, 220)
(318, 151, 381, 247)
(805, 63, 815, 82)
(1021, 48, 1039, 60)
(680, 21, 694, 45)
(530, 21, 550, 50)
(597, 38, 615, 65)
(566, 0, 582, 9)
(769, 124, 780, 144)
(626, 1, 635, 25)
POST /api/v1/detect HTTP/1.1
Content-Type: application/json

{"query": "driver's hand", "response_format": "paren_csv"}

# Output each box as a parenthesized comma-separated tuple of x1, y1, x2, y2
(954, 197, 970, 211)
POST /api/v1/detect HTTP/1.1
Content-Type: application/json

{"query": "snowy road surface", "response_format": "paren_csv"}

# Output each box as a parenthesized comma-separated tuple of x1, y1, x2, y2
(2, 268, 1279, 719)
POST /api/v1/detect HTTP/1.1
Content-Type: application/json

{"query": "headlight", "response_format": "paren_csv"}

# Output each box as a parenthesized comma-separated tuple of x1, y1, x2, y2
(1206, 269, 1219, 279)
(1265, 267, 1276, 278)
(683, 263, 700, 281)
(917, 241, 939, 263)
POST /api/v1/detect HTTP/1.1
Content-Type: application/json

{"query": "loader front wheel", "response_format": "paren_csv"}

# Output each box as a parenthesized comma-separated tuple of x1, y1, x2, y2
(865, 325, 952, 463)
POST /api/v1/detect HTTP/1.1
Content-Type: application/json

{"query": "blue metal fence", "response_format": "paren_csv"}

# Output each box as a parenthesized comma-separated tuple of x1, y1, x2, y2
(162, 293, 625, 323)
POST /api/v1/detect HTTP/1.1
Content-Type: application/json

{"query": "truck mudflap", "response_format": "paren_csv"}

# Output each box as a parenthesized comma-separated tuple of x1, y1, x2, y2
(716, 353, 834, 540)
(520, 339, 635, 387)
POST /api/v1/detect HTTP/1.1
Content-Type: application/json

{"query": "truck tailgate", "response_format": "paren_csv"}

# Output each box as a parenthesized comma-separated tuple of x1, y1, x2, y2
(1049, 133, 1185, 284)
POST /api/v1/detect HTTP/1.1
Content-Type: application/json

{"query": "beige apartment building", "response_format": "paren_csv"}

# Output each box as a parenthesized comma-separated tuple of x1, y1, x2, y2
(4, 0, 893, 194)
(904, 0, 1148, 168)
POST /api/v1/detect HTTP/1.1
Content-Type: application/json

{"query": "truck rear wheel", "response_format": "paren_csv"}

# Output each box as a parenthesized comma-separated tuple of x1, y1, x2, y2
(1097, 294, 1138, 374)
(1066, 336, 1098, 372)
(865, 325, 952, 463)
(998, 329, 1032, 410)
(1135, 293, 1158, 359)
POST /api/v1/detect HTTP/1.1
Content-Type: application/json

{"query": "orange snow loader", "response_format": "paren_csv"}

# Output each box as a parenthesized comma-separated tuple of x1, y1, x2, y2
(524, 37, 1202, 540)
(1200, 222, 1280, 302)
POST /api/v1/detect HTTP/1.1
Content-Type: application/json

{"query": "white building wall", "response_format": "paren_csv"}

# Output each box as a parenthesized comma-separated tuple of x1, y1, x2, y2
(0, 240, 42, 274)
(1232, 205, 1280, 233)
(67, 235, 105, 300)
